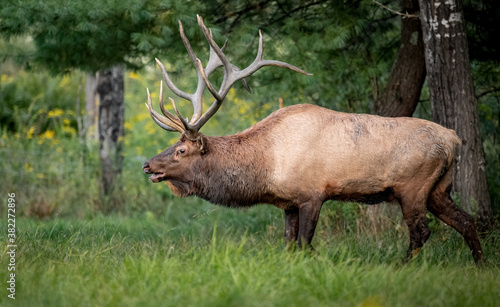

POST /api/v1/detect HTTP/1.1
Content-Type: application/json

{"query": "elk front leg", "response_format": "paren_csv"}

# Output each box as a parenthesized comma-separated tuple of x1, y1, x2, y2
(297, 201, 323, 249)
(284, 208, 299, 245)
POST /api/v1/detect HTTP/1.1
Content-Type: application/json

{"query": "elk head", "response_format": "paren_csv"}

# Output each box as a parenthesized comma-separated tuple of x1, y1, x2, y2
(142, 15, 310, 188)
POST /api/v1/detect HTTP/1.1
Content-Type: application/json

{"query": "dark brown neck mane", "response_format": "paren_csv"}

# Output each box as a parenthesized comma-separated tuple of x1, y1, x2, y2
(189, 134, 271, 207)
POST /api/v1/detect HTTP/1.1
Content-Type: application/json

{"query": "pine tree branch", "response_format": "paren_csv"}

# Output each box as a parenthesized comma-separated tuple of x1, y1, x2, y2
(372, 0, 419, 19)
(270, 0, 330, 25)
(476, 87, 500, 99)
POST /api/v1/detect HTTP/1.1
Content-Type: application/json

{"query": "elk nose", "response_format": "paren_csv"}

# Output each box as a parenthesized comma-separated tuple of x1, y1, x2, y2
(142, 162, 151, 173)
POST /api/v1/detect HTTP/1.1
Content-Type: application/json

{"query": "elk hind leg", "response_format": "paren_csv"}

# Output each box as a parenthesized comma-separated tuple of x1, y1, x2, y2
(399, 194, 431, 261)
(427, 169, 485, 263)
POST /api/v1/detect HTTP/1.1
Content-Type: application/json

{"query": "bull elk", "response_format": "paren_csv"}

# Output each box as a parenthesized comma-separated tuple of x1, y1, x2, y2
(142, 15, 485, 263)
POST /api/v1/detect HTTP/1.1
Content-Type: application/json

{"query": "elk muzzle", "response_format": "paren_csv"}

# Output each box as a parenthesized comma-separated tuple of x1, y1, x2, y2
(142, 161, 167, 183)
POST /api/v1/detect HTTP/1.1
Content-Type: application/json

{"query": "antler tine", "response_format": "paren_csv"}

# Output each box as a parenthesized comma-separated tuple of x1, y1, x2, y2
(195, 58, 221, 100)
(155, 58, 191, 102)
(204, 37, 226, 76)
(189, 17, 311, 131)
(146, 15, 311, 136)
(179, 19, 231, 126)
(239, 30, 313, 80)
(197, 15, 232, 71)
(203, 33, 251, 93)
(178, 20, 199, 68)
(178, 19, 204, 124)
(146, 88, 185, 133)
(169, 97, 190, 128)
(189, 15, 245, 131)
(158, 81, 187, 129)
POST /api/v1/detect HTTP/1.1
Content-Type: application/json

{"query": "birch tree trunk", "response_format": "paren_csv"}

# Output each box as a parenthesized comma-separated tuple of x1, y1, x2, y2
(418, 0, 493, 230)
(96, 65, 125, 204)
(84, 72, 99, 141)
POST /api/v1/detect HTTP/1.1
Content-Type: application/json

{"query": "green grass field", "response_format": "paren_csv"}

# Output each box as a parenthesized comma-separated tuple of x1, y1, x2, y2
(2, 204, 499, 307)
(1, 70, 499, 306)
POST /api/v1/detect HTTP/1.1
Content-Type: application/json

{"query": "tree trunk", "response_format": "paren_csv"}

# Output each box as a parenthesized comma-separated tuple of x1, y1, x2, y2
(418, 0, 493, 230)
(369, 0, 426, 232)
(85, 72, 99, 141)
(375, 0, 426, 117)
(96, 65, 125, 204)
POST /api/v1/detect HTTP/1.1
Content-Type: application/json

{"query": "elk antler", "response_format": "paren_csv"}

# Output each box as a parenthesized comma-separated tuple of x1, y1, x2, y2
(146, 14, 312, 139)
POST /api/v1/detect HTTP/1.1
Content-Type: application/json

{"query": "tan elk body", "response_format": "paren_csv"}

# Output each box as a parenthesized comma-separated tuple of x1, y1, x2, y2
(142, 16, 485, 263)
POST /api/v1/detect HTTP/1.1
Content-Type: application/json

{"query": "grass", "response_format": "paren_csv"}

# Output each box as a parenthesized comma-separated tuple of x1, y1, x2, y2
(1, 208, 499, 307)
(1, 68, 499, 306)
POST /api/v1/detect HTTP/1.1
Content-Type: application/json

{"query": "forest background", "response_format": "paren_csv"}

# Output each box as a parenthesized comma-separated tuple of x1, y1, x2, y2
(0, 1, 499, 306)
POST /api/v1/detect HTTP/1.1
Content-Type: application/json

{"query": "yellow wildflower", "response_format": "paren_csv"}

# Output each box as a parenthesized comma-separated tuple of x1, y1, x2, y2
(146, 122, 156, 135)
(168, 138, 177, 145)
(124, 122, 133, 131)
(27, 127, 35, 139)
(24, 162, 33, 173)
(138, 113, 150, 121)
(62, 125, 77, 135)
(129, 72, 139, 80)
(47, 109, 64, 118)
(59, 76, 70, 87)
(41, 130, 55, 139)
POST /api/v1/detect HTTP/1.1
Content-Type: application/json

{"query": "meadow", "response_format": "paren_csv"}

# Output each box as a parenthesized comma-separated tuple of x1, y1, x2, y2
(1, 70, 499, 307)
(1, 207, 500, 306)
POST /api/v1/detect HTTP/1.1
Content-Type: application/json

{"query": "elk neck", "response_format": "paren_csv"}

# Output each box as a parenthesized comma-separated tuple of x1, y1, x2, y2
(190, 132, 274, 208)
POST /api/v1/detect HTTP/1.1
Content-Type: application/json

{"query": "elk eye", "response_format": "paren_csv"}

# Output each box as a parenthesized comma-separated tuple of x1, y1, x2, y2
(179, 149, 185, 154)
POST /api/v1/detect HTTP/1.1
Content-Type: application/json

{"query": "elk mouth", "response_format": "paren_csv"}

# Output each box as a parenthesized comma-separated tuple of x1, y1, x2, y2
(149, 172, 167, 183)
(143, 163, 167, 183)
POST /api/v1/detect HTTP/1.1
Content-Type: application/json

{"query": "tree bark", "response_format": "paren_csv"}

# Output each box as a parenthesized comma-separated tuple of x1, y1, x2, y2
(84, 72, 99, 141)
(418, 0, 493, 230)
(97, 65, 125, 202)
(375, 0, 426, 117)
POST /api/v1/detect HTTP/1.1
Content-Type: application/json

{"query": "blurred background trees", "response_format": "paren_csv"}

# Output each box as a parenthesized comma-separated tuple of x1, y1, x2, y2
(1, 0, 499, 227)
(0, 0, 202, 209)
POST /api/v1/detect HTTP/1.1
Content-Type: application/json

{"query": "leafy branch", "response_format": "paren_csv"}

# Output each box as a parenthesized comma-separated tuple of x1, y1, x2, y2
(372, 0, 419, 19)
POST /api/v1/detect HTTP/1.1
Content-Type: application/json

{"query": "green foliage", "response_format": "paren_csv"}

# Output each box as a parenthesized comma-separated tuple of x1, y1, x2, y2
(189, 1, 394, 112)
(464, 0, 500, 62)
(1, 216, 499, 306)
(0, 69, 81, 135)
(1, 57, 499, 218)
(0, 6, 500, 305)
(0, 0, 203, 72)
(1, 49, 499, 306)
(0, 135, 101, 218)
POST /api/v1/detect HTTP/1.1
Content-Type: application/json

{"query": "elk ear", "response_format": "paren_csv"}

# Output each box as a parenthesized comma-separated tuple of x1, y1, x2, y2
(198, 135, 208, 155)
